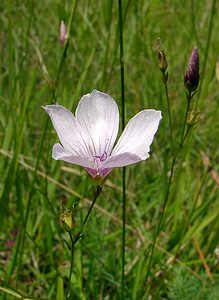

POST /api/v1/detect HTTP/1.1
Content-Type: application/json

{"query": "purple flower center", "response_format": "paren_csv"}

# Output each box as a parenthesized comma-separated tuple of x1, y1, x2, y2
(93, 151, 108, 165)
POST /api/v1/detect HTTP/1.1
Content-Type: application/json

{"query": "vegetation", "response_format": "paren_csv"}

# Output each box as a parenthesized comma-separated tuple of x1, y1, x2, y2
(0, 0, 218, 299)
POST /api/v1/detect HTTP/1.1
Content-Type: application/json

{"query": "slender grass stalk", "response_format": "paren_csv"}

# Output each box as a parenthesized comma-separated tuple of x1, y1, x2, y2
(156, 47, 174, 154)
(65, 185, 102, 299)
(180, 91, 192, 144)
(14, 0, 78, 285)
(82, 185, 102, 228)
(173, 168, 209, 257)
(164, 83, 174, 154)
(53, 0, 78, 102)
(66, 232, 75, 300)
(118, 0, 126, 298)
(196, 0, 216, 106)
(104, 0, 131, 90)
(191, 0, 200, 49)
(143, 88, 194, 294)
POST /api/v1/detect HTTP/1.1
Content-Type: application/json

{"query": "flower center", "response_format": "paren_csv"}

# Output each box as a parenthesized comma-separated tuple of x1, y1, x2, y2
(93, 152, 107, 166)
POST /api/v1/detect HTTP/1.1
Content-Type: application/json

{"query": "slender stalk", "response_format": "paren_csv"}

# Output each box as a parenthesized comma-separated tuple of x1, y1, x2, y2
(191, 0, 200, 48)
(53, 0, 78, 101)
(196, 0, 216, 106)
(118, 0, 126, 298)
(143, 91, 193, 291)
(164, 80, 174, 155)
(180, 91, 192, 144)
(66, 232, 75, 300)
(173, 168, 208, 257)
(14, 0, 78, 285)
(82, 185, 102, 228)
(65, 185, 102, 298)
(122, 167, 126, 297)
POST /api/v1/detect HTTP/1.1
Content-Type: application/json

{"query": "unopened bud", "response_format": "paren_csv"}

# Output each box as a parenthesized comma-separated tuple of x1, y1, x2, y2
(157, 49, 168, 74)
(155, 40, 168, 83)
(59, 209, 75, 232)
(59, 20, 67, 47)
(184, 47, 199, 92)
(187, 109, 200, 126)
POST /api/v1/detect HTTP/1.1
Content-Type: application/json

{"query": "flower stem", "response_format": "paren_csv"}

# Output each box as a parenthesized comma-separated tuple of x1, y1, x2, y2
(14, 1, 78, 286)
(66, 232, 75, 300)
(196, 0, 216, 106)
(65, 184, 102, 298)
(118, 0, 126, 298)
(82, 185, 102, 228)
(143, 91, 193, 293)
(180, 91, 192, 145)
(163, 79, 174, 156)
(53, 0, 78, 101)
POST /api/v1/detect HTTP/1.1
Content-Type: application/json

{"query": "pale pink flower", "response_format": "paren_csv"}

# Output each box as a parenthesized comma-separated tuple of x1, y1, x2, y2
(44, 90, 162, 179)
(59, 20, 67, 46)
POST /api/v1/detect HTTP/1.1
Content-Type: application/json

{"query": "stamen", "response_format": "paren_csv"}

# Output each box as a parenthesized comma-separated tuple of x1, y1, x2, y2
(93, 151, 108, 165)
(100, 151, 107, 162)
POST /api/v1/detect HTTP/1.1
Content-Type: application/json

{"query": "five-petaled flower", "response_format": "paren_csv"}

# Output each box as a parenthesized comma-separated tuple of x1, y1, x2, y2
(43, 90, 162, 179)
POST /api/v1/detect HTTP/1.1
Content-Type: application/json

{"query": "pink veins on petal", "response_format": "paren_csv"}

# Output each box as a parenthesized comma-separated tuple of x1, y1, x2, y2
(43, 90, 162, 179)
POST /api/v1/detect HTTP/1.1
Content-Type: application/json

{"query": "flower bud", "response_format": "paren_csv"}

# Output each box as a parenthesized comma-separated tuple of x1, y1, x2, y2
(186, 109, 200, 126)
(184, 47, 199, 92)
(59, 209, 75, 232)
(155, 40, 168, 83)
(59, 20, 67, 47)
(157, 49, 168, 74)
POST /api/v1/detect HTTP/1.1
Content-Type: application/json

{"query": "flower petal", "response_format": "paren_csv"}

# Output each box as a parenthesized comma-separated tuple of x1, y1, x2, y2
(75, 90, 119, 158)
(43, 104, 92, 158)
(111, 110, 162, 159)
(53, 143, 95, 169)
(100, 152, 141, 169)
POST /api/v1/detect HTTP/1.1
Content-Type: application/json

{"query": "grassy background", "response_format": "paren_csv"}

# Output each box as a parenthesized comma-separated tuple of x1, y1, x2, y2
(0, 0, 219, 299)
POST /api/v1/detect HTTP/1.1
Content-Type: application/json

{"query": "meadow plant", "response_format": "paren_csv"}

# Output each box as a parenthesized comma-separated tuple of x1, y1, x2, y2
(44, 90, 162, 180)
(184, 47, 200, 93)
(1, 1, 218, 299)
(59, 21, 67, 47)
(44, 89, 161, 297)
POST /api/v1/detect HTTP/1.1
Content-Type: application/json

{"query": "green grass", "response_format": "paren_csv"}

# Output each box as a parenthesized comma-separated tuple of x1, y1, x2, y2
(0, 0, 219, 299)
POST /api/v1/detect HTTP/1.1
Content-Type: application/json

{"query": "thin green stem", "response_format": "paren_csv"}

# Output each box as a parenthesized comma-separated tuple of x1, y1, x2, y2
(118, 0, 126, 298)
(14, 0, 78, 285)
(164, 81, 174, 155)
(173, 166, 208, 257)
(180, 92, 192, 145)
(144, 155, 175, 286)
(52, 0, 78, 101)
(196, 0, 216, 106)
(65, 185, 102, 298)
(191, 0, 200, 49)
(122, 167, 126, 297)
(82, 185, 102, 228)
(66, 232, 75, 300)
(143, 91, 193, 292)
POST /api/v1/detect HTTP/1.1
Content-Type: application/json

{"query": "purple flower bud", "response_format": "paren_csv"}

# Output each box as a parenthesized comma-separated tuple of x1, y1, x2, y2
(184, 47, 200, 92)
(59, 20, 67, 47)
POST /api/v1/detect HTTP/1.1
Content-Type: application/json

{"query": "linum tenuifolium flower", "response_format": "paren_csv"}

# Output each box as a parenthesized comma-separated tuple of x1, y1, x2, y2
(44, 90, 162, 180)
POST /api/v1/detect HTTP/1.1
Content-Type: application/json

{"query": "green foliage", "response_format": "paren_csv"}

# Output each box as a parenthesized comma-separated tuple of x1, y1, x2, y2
(0, 0, 219, 298)
(167, 268, 219, 300)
